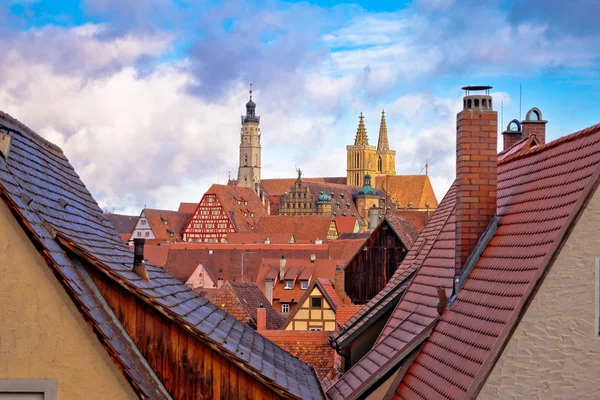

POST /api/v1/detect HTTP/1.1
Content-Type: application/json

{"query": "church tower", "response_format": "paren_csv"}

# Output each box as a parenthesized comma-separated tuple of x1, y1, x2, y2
(346, 113, 377, 187)
(375, 110, 396, 176)
(236, 88, 261, 190)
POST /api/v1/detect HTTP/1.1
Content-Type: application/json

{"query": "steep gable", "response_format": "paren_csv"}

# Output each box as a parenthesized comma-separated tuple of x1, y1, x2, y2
(374, 175, 438, 210)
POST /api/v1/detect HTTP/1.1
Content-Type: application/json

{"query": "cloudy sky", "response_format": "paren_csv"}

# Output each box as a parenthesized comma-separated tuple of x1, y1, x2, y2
(1, 0, 599, 214)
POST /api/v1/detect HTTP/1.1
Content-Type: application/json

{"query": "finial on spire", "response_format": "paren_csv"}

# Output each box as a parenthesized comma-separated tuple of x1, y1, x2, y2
(249, 83, 253, 96)
(354, 112, 369, 146)
(425, 159, 429, 176)
(377, 109, 389, 152)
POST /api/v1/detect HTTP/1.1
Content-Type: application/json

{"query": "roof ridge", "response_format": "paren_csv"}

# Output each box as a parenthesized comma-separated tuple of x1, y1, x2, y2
(0, 110, 65, 156)
(499, 122, 600, 166)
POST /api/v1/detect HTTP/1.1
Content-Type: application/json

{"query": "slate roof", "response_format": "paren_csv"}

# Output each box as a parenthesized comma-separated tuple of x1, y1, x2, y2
(375, 175, 438, 210)
(327, 183, 457, 399)
(330, 184, 456, 349)
(105, 212, 138, 234)
(0, 111, 324, 400)
(394, 124, 600, 399)
(211, 281, 286, 330)
(253, 215, 335, 242)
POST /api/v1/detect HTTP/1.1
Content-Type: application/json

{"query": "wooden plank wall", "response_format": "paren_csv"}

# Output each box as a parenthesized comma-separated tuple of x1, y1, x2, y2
(86, 266, 282, 400)
(344, 221, 407, 304)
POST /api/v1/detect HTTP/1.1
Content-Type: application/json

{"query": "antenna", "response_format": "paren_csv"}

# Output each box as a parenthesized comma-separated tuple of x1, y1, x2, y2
(501, 100, 504, 133)
(519, 84, 522, 121)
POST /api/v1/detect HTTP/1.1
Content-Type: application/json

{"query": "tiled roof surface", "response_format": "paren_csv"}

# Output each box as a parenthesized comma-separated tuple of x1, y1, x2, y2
(261, 177, 347, 196)
(375, 175, 438, 210)
(391, 210, 431, 233)
(227, 232, 294, 244)
(337, 232, 370, 240)
(0, 111, 324, 400)
(211, 281, 286, 330)
(138, 209, 192, 244)
(260, 330, 335, 381)
(385, 213, 419, 249)
(253, 215, 334, 242)
(327, 239, 366, 263)
(333, 216, 358, 233)
(105, 212, 138, 234)
(327, 184, 457, 399)
(335, 305, 362, 325)
(330, 183, 457, 349)
(177, 202, 197, 213)
(394, 124, 600, 399)
(304, 182, 364, 221)
(165, 243, 330, 285)
(316, 278, 344, 309)
(143, 244, 170, 267)
(497, 133, 539, 161)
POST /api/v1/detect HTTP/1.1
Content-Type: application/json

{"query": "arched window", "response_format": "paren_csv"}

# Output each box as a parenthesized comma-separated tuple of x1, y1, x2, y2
(378, 156, 382, 172)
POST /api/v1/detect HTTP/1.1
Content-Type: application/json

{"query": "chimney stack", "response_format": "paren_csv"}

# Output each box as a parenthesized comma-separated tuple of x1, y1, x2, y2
(501, 119, 523, 151)
(368, 205, 379, 232)
(456, 86, 497, 283)
(217, 276, 224, 289)
(133, 238, 150, 282)
(334, 264, 347, 301)
(310, 254, 316, 263)
(257, 304, 267, 331)
(279, 255, 286, 280)
(436, 286, 449, 315)
(521, 107, 547, 145)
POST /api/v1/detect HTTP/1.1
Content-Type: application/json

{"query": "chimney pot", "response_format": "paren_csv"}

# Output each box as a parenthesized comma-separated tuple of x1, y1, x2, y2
(279, 256, 286, 279)
(436, 285, 449, 315)
(521, 107, 547, 145)
(133, 238, 149, 282)
(334, 264, 348, 302)
(502, 119, 523, 152)
(217, 276, 224, 289)
(257, 304, 267, 331)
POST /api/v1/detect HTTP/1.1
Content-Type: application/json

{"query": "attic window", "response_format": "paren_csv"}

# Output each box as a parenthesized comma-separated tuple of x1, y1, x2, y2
(301, 280, 308, 290)
(284, 280, 293, 289)
(162, 219, 168, 225)
(311, 297, 322, 309)
(238, 200, 241, 205)
(141, 220, 146, 225)
(251, 212, 254, 218)
(281, 303, 290, 313)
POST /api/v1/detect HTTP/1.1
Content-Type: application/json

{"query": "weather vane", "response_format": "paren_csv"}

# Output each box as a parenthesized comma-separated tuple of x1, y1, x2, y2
(249, 83, 253, 95)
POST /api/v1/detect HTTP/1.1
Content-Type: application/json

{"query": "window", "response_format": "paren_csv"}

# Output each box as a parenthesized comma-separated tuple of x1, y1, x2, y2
(301, 280, 308, 290)
(137, 232, 141, 237)
(144, 232, 150, 237)
(206, 223, 214, 229)
(311, 297, 322, 309)
(309, 327, 322, 331)
(163, 219, 168, 225)
(0, 379, 57, 399)
(284, 280, 293, 289)
(218, 223, 226, 229)
(141, 219, 146, 225)
(195, 223, 202, 228)
(281, 303, 290, 313)
(212, 210, 220, 215)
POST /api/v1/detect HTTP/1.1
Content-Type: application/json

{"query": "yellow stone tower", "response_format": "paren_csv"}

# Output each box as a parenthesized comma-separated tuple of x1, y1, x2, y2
(346, 111, 395, 186)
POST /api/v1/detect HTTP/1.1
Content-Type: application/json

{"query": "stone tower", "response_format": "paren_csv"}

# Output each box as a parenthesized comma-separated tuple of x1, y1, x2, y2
(346, 113, 377, 186)
(236, 89, 261, 190)
(376, 110, 396, 176)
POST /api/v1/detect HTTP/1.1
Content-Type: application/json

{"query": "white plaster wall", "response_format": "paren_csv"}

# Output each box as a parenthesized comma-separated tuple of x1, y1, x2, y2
(480, 186, 600, 399)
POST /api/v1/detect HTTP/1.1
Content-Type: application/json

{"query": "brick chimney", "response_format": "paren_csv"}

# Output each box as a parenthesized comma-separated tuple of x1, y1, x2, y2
(501, 119, 523, 151)
(133, 238, 150, 282)
(279, 255, 286, 279)
(521, 107, 547, 145)
(456, 86, 497, 284)
(257, 304, 267, 331)
(334, 263, 347, 301)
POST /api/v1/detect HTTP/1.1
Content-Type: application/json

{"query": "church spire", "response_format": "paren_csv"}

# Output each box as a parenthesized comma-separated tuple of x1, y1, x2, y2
(377, 110, 389, 152)
(354, 112, 369, 146)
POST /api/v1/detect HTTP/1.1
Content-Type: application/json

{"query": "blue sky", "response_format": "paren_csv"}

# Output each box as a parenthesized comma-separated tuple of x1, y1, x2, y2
(1, 0, 599, 213)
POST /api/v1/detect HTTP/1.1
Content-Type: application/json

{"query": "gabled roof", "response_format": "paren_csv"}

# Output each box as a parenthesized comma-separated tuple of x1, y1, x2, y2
(253, 215, 334, 242)
(135, 208, 192, 244)
(0, 111, 324, 400)
(327, 184, 457, 399)
(329, 182, 457, 350)
(105, 212, 138, 234)
(186, 184, 268, 234)
(327, 239, 366, 263)
(497, 133, 540, 161)
(177, 202, 197, 213)
(261, 177, 347, 196)
(375, 175, 438, 210)
(212, 281, 286, 330)
(391, 210, 431, 233)
(333, 216, 358, 234)
(394, 123, 600, 399)
(384, 213, 418, 249)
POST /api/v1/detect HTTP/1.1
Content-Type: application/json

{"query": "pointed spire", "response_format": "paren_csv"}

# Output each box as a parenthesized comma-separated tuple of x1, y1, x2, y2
(354, 112, 369, 146)
(377, 110, 389, 152)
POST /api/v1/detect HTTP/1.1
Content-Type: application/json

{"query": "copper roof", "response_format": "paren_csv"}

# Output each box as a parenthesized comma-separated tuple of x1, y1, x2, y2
(375, 175, 438, 210)
(394, 123, 600, 399)
(0, 111, 324, 400)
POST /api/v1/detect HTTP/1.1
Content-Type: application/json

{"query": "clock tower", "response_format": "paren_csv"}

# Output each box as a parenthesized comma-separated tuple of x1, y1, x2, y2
(236, 88, 261, 191)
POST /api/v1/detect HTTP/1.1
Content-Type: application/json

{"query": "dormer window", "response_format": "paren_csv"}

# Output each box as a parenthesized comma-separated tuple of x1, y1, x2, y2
(301, 280, 308, 290)
(284, 280, 293, 289)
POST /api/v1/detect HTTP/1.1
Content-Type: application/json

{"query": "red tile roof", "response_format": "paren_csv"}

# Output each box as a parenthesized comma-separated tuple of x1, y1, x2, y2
(0, 111, 324, 400)
(253, 215, 335, 242)
(391, 210, 431, 233)
(227, 232, 294, 244)
(211, 281, 286, 330)
(261, 177, 347, 196)
(329, 183, 457, 351)
(334, 216, 358, 233)
(375, 175, 438, 210)
(260, 330, 335, 381)
(385, 213, 418, 249)
(394, 123, 600, 399)
(143, 244, 170, 267)
(335, 305, 362, 325)
(327, 239, 366, 264)
(177, 202, 197, 213)
(327, 184, 457, 399)
(136, 208, 192, 244)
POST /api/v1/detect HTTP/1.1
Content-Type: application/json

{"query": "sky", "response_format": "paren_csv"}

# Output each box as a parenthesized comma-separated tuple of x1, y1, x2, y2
(1, 0, 599, 214)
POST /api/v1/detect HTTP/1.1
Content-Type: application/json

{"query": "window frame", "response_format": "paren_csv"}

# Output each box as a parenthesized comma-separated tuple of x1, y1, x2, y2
(281, 303, 290, 313)
(300, 280, 308, 290)
(0, 379, 57, 400)
(311, 297, 322, 309)
(284, 280, 293, 290)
